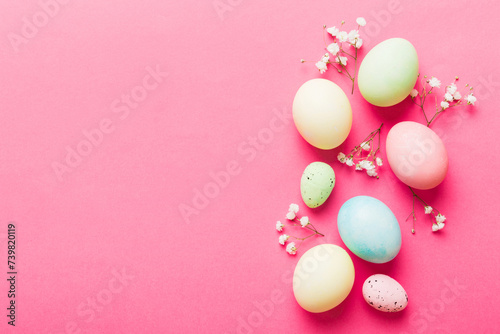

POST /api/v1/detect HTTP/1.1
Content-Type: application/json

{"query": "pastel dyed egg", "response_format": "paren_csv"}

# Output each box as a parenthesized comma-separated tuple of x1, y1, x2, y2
(358, 38, 419, 107)
(293, 79, 352, 150)
(337, 196, 401, 263)
(293, 244, 355, 313)
(300, 162, 335, 208)
(362, 274, 408, 312)
(386, 121, 448, 190)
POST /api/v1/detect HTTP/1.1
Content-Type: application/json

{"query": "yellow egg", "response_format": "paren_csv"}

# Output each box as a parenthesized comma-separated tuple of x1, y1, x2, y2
(293, 244, 355, 313)
(358, 38, 419, 107)
(292, 79, 352, 150)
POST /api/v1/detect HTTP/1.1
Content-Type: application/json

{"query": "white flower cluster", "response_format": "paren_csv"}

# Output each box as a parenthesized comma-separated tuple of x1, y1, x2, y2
(432, 214, 446, 232)
(314, 17, 365, 74)
(276, 204, 323, 255)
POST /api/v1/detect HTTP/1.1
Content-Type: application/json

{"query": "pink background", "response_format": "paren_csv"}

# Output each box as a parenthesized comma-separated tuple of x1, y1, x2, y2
(0, 0, 499, 333)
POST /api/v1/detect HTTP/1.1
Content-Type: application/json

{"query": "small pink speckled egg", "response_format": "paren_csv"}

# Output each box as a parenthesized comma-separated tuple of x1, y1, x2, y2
(386, 121, 448, 190)
(362, 274, 408, 312)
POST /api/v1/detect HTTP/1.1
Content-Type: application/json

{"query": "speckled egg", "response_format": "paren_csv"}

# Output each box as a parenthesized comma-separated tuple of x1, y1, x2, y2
(386, 121, 448, 190)
(337, 196, 401, 263)
(362, 274, 408, 312)
(300, 162, 335, 208)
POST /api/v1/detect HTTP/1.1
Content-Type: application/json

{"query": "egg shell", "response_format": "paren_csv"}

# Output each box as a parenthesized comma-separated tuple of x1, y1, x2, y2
(358, 38, 419, 107)
(386, 121, 448, 190)
(362, 274, 408, 312)
(337, 196, 401, 263)
(293, 244, 355, 313)
(292, 79, 352, 150)
(300, 162, 335, 208)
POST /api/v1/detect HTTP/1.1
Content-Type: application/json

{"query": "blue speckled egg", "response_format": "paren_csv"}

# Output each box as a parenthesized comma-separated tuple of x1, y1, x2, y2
(337, 196, 401, 263)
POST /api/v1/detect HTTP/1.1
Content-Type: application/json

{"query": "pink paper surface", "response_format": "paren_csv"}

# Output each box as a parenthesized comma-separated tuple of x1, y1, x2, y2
(0, 0, 499, 333)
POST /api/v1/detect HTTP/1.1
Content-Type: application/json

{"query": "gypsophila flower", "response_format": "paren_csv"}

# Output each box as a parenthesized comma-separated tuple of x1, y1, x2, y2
(453, 91, 462, 100)
(441, 101, 450, 110)
(276, 221, 284, 232)
(356, 17, 366, 26)
(410, 89, 419, 98)
(355, 164, 362, 171)
(337, 152, 346, 163)
(286, 242, 297, 255)
(321, 53, 330, 63)
(447, 83, 457, 95)
(354, 39, 363, 49)
(428, 77, 441, 88)
(359, 160, 374, 170)
(437, 222, 445, 230)
(337, 31, 348, 42)
(326, 26, 339, 37)
(335, 56, 348, 66)
(345, 158, 354, 167)
(286, 211, 296, 220)
(435, 214, 446, 224)
(366, 169, 378, 177)
(376, 157, 383, 166)
(432, 223, 440, 232)
(315, 61, 328, 74)
(466, 94, 477, 105)
(327, 43, 340, 55)
(444, 92, 454, 102)
(279, 234, 289, 245)
(347, 30, 359, 44)
(424, 206, 433, 214)
(300, 216, 310, 227)
(360, 141, 370, 151)
(289, 203, 299, 214)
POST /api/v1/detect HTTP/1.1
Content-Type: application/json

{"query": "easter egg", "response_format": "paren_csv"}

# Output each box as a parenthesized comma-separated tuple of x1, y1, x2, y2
(362, 274, 408, 312)
(300, 162, 335, 208)
(386, 121, 448, 190)
(293, 244, 355, 313)
(337, 196, 401, 263)
(358, 38, 419, 107)
(292, 79, 352, 150)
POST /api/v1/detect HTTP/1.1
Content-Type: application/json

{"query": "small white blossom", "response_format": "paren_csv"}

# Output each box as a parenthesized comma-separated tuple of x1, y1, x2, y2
(300, 216, 309, 227)
(447, 83, 457, 95)
(286, 242, 297, 255)
(376, 157, 383, 166)
(337, 31, 348, 43)
(466, 94, 477, 105)
(366, 168, 378, 177)
(444, 92, 454, 102)
(279, 234, 289, 245)
(359, 160, 374, 170)
(437, 222, 445, 230)
(424, 206, 433, 214)
(326, 26, 339, 37)
(289, 203, 299, 213)
(327, 43, 340, 55)
(432, 223, 440, 232)
(441, 101, 450, 110)
(335, 56, 348, 66)
(276, 221, 284, 232)
(428, 77, 441, 88)
(360, 141, 370, 151)
(435, 213, 446, 224)
(315, 61, 328, 74)
(321, 53, 330, 63)
(356, 17, 366, 27)
(337, 152, 346, 163)
(355, 164, 362, 171)
(286, 211, 296, 220)
(345, 158, 354, 167)
(347, 30, 359, 44)
(410, 89, 419, 98)
(453, 91, 462, 100)
(354, 38, 363, 49)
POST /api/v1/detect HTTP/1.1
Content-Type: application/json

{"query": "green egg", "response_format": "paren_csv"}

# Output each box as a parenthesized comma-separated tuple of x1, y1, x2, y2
(300, 162, 336, 208)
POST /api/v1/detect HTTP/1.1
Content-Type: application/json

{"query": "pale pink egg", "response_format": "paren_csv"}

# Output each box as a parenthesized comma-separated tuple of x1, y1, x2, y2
(386, 121, 448, 190)
(362, 274, 408, 312)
